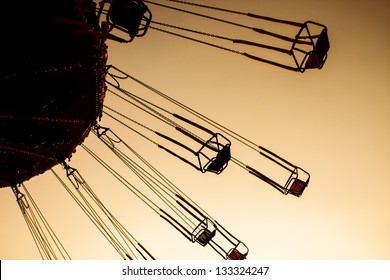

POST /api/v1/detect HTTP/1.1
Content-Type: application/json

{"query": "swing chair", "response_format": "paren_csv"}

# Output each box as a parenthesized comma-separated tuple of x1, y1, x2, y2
(288, 21, 330, 72)
(145, 0, 329, 72)
(226, 242, 249, 260)
(173, 194, 247, 257)
(191, 218, 217, 246)
(245, 146, 311, 197)
(155, 114, 232, 174)
(200, 135, 231, 174)
(98, 0, 152, 42)
(210, 220, 249, 260)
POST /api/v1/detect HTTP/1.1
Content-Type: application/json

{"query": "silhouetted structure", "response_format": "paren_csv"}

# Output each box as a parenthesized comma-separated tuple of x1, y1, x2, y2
(0, 0, 107, 189)
(1, 0, 321, 260)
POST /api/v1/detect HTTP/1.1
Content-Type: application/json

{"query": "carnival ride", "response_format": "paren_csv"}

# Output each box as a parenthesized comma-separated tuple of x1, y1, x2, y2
(0, 0, 329, 259)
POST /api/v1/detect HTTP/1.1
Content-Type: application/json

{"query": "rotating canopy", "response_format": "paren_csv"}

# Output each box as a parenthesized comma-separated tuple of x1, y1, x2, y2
(0, 0, 108, 188)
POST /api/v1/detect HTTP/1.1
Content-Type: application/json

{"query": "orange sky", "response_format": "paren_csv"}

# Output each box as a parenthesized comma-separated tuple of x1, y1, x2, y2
(1, 0, 389, 260)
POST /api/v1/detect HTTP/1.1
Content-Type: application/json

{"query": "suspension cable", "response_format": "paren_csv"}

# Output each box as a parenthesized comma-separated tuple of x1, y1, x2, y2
(158, 0, 246, 16)
(151, 20, 234, 41)
(103, 108, 201, 170)
(51, 169, 131, 259)
(81, 144, 162, 215)
(11, 184, 71, 260)
(107, 65, 259, 152)
(148, 0, 304, 42)
(148, 23, 306, 71)
(117, 131, 212, 218)
(72, 181, 128, 257)
(91, 125, 248, 257)
(105, 66, 306, 192)
(91, 126, 197, 228)
(21, 183, 71, 260)
(149, 26, 243, 55)
(106, 87, 177, 129)
(94, 125, 247, 246)
(105, 66, 308, 196)
(153, 0, 303, 27)
(145, 0, 251, 30)
(103, 98, 224, 172)
(63, 164, 142, 259)
(103, 108, 159, 146)
(106, 86, 210, 145)
(83, 141, 215, 244)
(98, 124, 212, 220)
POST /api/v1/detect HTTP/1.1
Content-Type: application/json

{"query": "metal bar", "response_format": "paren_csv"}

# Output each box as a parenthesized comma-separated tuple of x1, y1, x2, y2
(242, 53, 298, 72)
(258, 145, 296, 168)
(246, 165, 285, 194)
(213, 220, 237, 246)
(155, 131, 196, 154)
(137, 242, 156, 260)
(173, 113, 214, 135)
(252, 27, 297, 43)
(175, 194, 206, 220)
(209, 240, 227, 259)
(259, 151, 294, 173)
(246, 13, 303, 27)
(233, 39, 291, 54)
(157, 144, 200, 171)
(176, 200, 203, 224)
(159, 209, 192, 241)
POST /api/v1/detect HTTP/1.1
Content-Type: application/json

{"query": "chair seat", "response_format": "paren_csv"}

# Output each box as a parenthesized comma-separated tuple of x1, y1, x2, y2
(195, 228, 216, 246)
(304, 29, 329, 69)
(227, 248, 247, 260)
(205, 144, 231, 174)
(289, 178, 307, 197)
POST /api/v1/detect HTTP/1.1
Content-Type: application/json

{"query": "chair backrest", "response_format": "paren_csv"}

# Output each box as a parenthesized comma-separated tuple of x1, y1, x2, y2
(288, 178, 307, 197)
(197, 133, 231, 174)
(227, 248, 247, 260)
(205, 144, 231, 174)
(196, 228, 216, 246)
(304, 29, 329, 69)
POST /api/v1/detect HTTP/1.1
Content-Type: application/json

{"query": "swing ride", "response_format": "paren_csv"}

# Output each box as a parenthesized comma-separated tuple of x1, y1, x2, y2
(0, 0, 329, 259)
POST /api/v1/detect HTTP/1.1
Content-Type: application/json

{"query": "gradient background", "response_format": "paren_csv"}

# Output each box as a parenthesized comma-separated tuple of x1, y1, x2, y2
(1, 0, 389, 260)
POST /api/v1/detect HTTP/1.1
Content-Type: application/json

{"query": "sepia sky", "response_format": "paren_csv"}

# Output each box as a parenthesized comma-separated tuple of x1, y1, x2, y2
(1, 0, 389, 260)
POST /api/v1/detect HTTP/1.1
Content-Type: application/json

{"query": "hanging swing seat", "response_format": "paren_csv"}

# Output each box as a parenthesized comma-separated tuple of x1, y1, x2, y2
(303, 29, 330, 69)
(227, 248, 247, 260)
(292, 21, 329, 72)
(158, 118, 232, 174)
(205, 144, 231, 173)
(247, 166, 310, 197)
(226, 241, 249, 260)
(105, 0, 152, 42)
(244, 146, 311, 197)
(288, 178, 308, 197)
(284, 167, 310, 197)
(196, 228, 216, 246)
(192, 218, 216, 246)
(197, 133, 231, 174)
